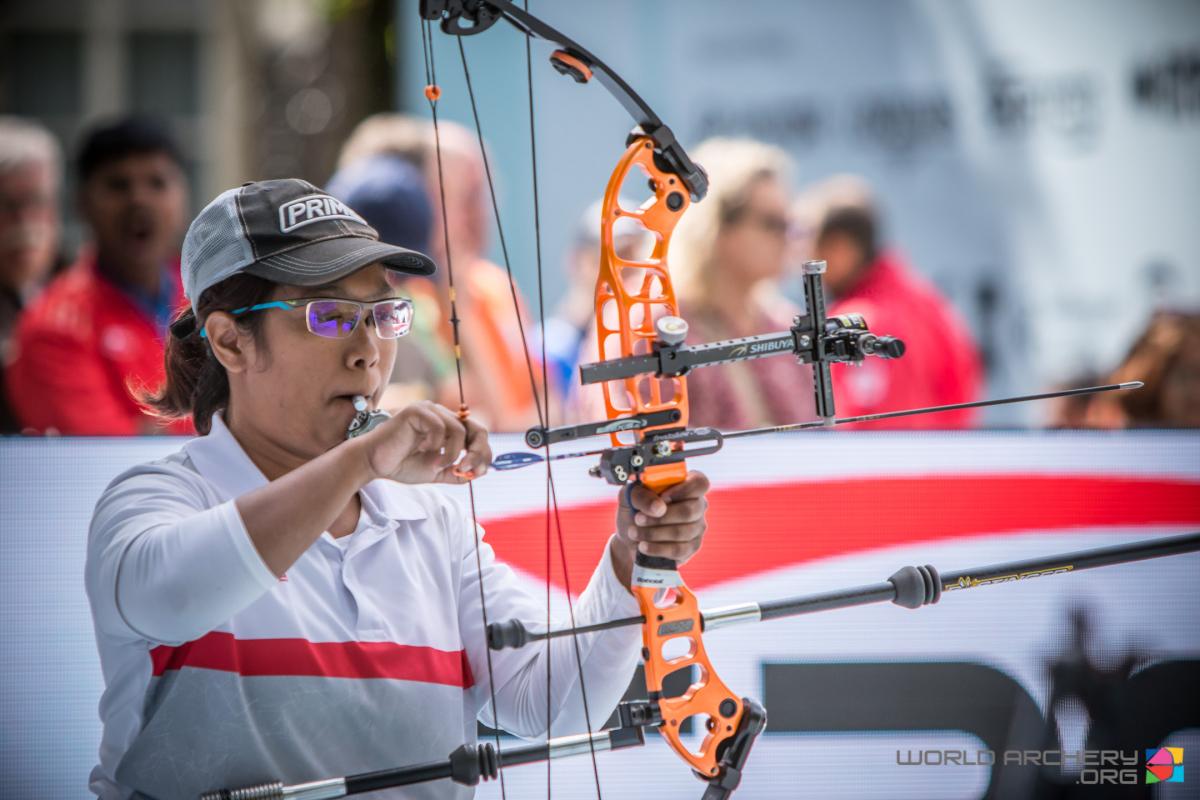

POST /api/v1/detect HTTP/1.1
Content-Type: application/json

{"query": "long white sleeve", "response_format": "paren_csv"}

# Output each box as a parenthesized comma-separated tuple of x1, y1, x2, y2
(86, 463, 278, 645)
(457, 519, 643, 740)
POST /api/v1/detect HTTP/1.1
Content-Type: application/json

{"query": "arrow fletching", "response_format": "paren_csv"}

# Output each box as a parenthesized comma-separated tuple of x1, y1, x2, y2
(492, 452, 546, 470)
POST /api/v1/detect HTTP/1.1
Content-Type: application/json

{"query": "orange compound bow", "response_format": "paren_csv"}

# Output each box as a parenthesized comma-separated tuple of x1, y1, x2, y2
(420, 1, 766, 794)
(418, 5, 1144, 798)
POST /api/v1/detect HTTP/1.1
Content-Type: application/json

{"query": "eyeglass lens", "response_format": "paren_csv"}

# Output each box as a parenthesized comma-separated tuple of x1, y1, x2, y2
(307, 300, 361, 338)
(306, 299, 412, 339)
(372, 300, 413, 338)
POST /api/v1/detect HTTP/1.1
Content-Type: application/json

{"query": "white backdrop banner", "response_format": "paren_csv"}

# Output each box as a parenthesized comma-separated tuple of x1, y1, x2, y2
(1, 431, 1198, 799)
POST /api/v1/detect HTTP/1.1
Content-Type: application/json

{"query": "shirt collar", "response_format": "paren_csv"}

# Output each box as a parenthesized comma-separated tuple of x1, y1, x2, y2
(183, 412, 428, 521)
(183, 412, 270, 499)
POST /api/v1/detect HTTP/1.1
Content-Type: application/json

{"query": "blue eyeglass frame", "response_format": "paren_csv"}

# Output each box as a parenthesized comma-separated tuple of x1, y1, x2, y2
(199, 296, 414, 339)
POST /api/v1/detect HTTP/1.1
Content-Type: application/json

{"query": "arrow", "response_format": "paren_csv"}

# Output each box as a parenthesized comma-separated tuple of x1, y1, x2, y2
(490, 382, 1143, 472)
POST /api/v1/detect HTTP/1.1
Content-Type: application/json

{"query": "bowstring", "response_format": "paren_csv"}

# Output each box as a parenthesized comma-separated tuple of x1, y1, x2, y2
(520, 3, 606, 795)
(455, 28, 604, 799)
(520, 5, 555, 796)
(421, 21, 507, 799)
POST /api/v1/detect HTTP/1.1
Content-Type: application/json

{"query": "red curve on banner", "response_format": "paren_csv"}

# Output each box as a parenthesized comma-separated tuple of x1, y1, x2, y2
(479, 475, 1200, 593)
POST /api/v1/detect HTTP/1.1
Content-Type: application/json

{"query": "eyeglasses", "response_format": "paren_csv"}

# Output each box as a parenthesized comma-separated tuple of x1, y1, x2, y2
(723, 207, 791, 237)
(200, 297, 414, 340)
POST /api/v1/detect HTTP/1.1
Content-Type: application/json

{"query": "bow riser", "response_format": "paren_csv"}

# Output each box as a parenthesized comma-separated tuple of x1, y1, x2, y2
(595, 136, 691, 492)
(636, 574, 749, 778)
(595, 136, 759, 784)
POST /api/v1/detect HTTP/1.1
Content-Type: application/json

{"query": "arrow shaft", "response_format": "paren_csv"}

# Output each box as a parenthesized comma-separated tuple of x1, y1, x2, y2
(490, 382, 1143, 472)
(723, 381, 1142, 440)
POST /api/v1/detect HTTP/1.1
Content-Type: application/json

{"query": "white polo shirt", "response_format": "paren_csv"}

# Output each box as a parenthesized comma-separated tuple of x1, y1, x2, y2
(85, 413, 642, 799)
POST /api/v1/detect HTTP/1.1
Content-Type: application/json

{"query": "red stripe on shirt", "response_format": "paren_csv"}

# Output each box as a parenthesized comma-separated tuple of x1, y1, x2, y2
(481, 475, 1200, 592)
(150, 631, 474, 688)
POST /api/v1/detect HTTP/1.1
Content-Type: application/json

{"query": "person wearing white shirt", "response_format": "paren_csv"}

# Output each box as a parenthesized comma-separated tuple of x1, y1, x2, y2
(85, 178, 712, 799)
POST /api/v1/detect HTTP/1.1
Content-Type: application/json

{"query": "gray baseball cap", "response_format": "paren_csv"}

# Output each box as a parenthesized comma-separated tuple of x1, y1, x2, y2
(180, 178, 436, 315)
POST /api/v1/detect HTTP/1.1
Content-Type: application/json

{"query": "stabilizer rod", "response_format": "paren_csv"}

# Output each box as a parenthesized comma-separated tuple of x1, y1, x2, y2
(488, 531, 1200, 649)
(200, 723, 645, 799)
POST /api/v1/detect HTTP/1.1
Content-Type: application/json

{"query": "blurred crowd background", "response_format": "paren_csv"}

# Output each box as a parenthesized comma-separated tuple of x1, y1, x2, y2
(1, 0, 1197, 437)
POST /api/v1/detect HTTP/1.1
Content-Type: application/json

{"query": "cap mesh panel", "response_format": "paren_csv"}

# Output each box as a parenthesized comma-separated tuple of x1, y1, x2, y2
(181, 188, 255, 308)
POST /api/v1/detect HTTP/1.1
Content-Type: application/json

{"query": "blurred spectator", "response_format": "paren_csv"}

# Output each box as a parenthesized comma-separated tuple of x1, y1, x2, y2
(1044, 371, 1108, 429)
(0, 117, 64, 433)
(535, 198, 653, 404)
(326, 152, 446, 408)
(666, 137, 815, 429)
(1081, 309, 1200, 428)
(796, 175, 982, 428)
(336, 113, 430, 174)
(328, 154, 432, 255)
(336, 114, 550, 431)
(5, 117, 192, 435)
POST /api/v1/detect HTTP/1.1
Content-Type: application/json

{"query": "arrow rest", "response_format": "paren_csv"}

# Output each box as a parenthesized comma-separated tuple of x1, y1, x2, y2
(590, 427, 724, 485)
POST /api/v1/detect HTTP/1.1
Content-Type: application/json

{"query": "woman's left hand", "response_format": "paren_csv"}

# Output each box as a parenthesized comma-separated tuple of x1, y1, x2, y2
(611, 470, 711, 588)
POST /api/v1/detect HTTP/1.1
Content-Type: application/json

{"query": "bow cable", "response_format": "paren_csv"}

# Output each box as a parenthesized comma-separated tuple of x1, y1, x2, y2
(420, 20, 509, 799)
(517, 1, 607, 793)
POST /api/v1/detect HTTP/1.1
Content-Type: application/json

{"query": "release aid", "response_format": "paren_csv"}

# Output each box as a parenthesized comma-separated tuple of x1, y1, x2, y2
(346, 395, 391, 440)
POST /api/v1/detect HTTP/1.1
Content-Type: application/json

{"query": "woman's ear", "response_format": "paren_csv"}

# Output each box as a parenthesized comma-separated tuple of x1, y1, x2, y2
(204, 312, 254, 374)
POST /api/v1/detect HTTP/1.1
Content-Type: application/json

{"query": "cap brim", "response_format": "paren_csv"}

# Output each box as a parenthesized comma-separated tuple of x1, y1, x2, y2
(245, 235, 436, 287)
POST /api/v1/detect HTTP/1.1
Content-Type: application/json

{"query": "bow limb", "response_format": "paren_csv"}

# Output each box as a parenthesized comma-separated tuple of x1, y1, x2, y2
(421, 0, 707, 201)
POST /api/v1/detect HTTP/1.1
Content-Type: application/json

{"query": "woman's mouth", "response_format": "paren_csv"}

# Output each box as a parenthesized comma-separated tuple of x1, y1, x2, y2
(334, 393, 373, 408)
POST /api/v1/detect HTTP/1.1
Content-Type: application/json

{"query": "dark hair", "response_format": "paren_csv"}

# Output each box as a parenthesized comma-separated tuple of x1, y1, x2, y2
(145, 274, 275, 434)
(76, 116, 185, 182)
(818, 205, 879, 268)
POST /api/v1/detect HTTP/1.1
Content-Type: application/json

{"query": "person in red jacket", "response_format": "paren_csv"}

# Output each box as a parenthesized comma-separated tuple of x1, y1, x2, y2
(5, 117, 191, 435)
(0, 117, 66, 434)
(799, 176, 983, 428)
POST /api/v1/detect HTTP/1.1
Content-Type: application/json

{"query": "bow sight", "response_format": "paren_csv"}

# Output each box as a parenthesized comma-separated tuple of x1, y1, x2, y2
(525, 259, 905, 484)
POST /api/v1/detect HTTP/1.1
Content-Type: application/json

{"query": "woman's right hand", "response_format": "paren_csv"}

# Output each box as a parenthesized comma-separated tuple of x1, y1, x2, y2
(353, 401, 492, 485)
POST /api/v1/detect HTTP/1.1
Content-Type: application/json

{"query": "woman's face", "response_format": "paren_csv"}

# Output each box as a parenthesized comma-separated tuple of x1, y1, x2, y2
(226, 262, 400, 458)
(714, 176, 791, 284)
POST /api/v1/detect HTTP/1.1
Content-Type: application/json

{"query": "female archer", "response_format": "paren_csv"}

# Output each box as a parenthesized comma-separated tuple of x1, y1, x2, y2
(84, 178, 711, 799)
